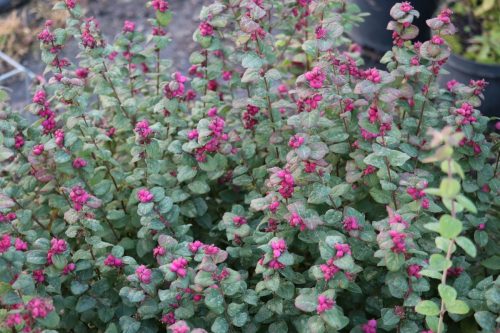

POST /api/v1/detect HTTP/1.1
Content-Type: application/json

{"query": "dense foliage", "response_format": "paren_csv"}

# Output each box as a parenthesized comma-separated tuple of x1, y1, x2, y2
(0, 1, 499, 332)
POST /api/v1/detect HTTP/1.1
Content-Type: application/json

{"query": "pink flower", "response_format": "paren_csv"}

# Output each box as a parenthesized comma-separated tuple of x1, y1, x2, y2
(199, 22, 214, 37)
(305, 67, 326, 89)
(232, 216, 247, 226)
(343, 216, 360, 231)
(136, 265, 152, 284)
(33, 270, 45, 283)
(446, 79, 458, 91)
(320, 258, 340, 281)
(362, 319, 377, 333)
(75, 67, 89, 78)
(363, 165, 377, 176)
(315, 26, 327, 39)
(407, 264, 422, 278)
(364, 68, 381, 83)
(389, 230, 407, 253)
(275, 169, 295, 199)
(288, 135, 305, 148)
(26, 298, 54, 319)
(188, 240, 204, 253)
(152, 0, 169, 12)
(203, 244, 220, 255)
(400, 1, 413, 12)
(5, 313, 22, 327)
(33, 144, 44, 156)
(32, 90, 46, 104)
(170, 257, 188, 278)
(135, 119, 154, 140)
(222, 71, 232, 81)
(14, 238, 28, 251)
(207, 107, 218, 117)
(50, 238, 67, 254)
(438, 8, 452, 24)
(431, 35, 444, 45)
(188, 129, 199, 140)
(14, 134, 25, 149)
(161, 312, 176, 325)
(288, 212, 306, 231)
(72, 157, 87, 169)
(137, 189, 154, 203)
(334, 243, 351, 258)
(63, 263, 76, 275)
(270, 239, 287, 258)
(164, 72, 187, 98)
(153, 246, 166, 257)
(0, 234, 11, 253)
(54, 129, 65, 147)
(421, 198, 430, 209)
(104, 254, 123, 268)
(69, 186, 90, 211)
(316, 295, 335, 314)
(123, 21, 135, 33)
(65, 0, 77, 9)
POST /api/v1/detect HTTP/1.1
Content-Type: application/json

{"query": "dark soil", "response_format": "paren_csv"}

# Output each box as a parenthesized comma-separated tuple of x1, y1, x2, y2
(1, 0, 211, 108)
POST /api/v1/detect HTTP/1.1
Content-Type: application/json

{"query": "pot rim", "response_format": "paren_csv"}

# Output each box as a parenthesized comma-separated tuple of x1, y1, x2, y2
(445, 53, 500, 79)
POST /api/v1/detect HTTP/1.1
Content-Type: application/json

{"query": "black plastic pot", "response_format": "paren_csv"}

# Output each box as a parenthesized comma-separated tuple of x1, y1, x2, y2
(348, 0, 438, 53)
(439, 53, 500, 118)
(0, 0, 30, 13)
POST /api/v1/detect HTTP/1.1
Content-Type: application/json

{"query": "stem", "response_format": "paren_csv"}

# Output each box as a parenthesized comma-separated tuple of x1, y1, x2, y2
(437, 158, 457, 333)
(156, 48, 160, 95)
(416, 75, 434, 136)
(101, 62, 135, 124)
(263, 76, 281, 161)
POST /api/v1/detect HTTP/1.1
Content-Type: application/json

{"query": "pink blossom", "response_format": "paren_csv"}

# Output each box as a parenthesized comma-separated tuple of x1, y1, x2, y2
(33, 90, 46, 104)
(316, 295, 335, 314)
(76, 67, 89, 78)
(222, 71, 232, 81)
(446, 79, 458, 91)
(14, 238, 28, 251)
(153, 246, 166, 257)
(269, 200, 280, 213)
(437, 8, 452, 24)
(55, 129, 65, 147)
(188, 240, 204, 253)
(63, 263, 76, 275)
(65, 0, 76, 9)
(135, 120, 154, 140)
(367, 106, 378, 123)
(136, 265, 152, 284)
(343, 216, 360, 231)
(431, 35, 444, 45)
(0, 234, 11, 253)
(188, 129, 199, 140)
(5, 313, 22, 327)
(288, 212, 306, 231)
(400, 1, 413, 12)
(363, 165, 377, 176)
(26, 298, 54, 319)
(69, 186, 90, 211)
(170, 257, 188, 278)
(72, 157, 87, 169)
(320, 258, 340, 281)
(203, 244, 220, 255)
(33, 144, 44, 156)
(364, 68, 381, 83)
(50, 238, 67, 254)
(305, 67, 326, 89)
(14, 134, 25, 149)
(104, 254, 123, 268)
(161, 312, 176, 324)
(288, 135, 305, 148)
(199, 22, 214, 37)
(271, 239, 287, 258)
(123, 21, 135, 33)
(334, 243, 351, 258)
(232, 216, 247, 226)
(207, 107, 218, 117)
(362, 319, 377, 333)
(407, 264, 422, 278)
(315, 26, 326, 39)
(33, 270, 45, 283)
(389, 230, 407, 253)
(137, 189, 154, 203)
(152, 0, 169, 12)
(478, 223, 486, 230)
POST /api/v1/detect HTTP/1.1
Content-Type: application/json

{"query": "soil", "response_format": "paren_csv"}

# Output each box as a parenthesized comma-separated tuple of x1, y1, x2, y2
(1, 0, 211, 108)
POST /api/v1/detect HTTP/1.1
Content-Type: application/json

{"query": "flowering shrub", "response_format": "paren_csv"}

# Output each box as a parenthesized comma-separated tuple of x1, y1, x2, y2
(0, 1, 499, 333)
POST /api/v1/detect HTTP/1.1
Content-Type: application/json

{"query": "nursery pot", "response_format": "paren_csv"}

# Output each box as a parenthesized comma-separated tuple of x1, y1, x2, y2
(348, 0, 438, 53)
(0, 0, 30, 13)
(439, 53, 500, 118)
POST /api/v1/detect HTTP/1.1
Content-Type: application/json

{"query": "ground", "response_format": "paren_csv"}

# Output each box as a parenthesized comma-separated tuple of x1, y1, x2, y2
(0, 0, 210, 107)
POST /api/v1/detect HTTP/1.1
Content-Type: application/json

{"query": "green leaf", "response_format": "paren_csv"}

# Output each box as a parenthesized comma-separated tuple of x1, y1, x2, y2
(188, 180, 210, 194)
(456, 195, 477, 214)
(474, 311, 496, 330)
(439, 215, 462, 239)
(54, 150, 71, 164)
(294, 292, 317, 312)
(119, 316, 140, 333)
(36, 311, 60, 328)
(205, 289, 225, 314)
(456, 236, 476, 257)
(481, 256, 500, 270)
(446, 299, 469, 314)
(137, 202, 154, 216)
(440, 160, 465, 179)
(211, 317, 229, 333)
(177, 165, 197, 183)
(386, 251, 405, 271)
(429, 254, 452, 271)
(320, 307, 349, 330)
(438, 284, 457, 304)
(242, 53, 263, 69)
(156, 11, 173, 26)
(415, 300, 440, 316)
(0, 146, 14, 162)
(387, 150, 411, 167)
(76, 295, 96, 312)
(439, 178, 460, 199)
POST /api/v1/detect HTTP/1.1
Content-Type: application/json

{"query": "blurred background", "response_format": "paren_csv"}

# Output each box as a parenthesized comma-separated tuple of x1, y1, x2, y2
(1, 0, 499, 115)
